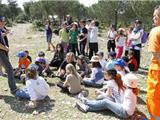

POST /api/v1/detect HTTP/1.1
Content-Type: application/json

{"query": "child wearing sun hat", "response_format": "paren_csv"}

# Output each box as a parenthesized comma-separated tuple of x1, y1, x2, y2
(82, 55, 104, 87)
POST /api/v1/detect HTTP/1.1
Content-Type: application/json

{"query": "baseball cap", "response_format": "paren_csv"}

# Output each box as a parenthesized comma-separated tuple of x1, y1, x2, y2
(17, 51, 27, 58)
(123, 73, 138, 88)
(35, 57, 46, 63)
(115, 59, 126, 67)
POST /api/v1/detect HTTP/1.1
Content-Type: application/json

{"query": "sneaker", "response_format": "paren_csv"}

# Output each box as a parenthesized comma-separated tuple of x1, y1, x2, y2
(76, 101, 88, 113)
(77, 92, 87, 103)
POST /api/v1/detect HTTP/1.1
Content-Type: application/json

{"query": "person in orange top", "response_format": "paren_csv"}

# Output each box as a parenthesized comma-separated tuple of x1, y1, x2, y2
(147, 5, 160, 120)
(15, 51, 31, 77)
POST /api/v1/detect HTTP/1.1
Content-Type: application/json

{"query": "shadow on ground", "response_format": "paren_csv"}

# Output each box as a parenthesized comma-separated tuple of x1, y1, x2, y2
(0, 95, 55, 114)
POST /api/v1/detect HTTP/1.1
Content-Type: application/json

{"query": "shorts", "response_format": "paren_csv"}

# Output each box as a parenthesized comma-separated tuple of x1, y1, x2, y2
(46, 34, 52, 43)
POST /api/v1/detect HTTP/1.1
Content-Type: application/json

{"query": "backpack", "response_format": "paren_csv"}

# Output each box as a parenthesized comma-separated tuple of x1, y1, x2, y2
(141, 31, 148, 44)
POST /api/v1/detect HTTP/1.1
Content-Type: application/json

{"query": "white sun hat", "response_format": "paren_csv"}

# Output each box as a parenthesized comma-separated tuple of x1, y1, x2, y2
(90, 55, 99, 62)
(123, 73, 138, 88)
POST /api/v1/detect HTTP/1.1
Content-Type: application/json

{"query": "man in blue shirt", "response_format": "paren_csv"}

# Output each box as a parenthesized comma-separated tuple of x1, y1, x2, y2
(0, 16, 18, 94)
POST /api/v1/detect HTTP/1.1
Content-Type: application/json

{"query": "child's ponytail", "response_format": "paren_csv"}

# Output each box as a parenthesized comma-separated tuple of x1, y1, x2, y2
(115, 73, 126, 92)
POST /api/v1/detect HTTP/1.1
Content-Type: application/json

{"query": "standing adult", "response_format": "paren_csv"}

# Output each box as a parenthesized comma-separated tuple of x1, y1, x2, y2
(0, 18, 10, 76)
(45, 20, 55, 51)
(107, 24, 117, 53)
(147, 5, 160, 120)
(0, 16, 18, 94)
(130, 20, 143, 68)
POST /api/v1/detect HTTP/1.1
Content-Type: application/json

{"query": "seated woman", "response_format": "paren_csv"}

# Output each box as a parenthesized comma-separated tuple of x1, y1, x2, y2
(56, 52, 76, 79)
(76, 55, 91, 78)
(57, 64, 82, 95)
(76, 73, 139, 119)
(49, 43, 65, 69)
(82, 56, 104, 88)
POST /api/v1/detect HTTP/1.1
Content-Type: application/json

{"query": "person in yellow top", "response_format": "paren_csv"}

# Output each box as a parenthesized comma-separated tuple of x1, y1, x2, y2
(59, 21, 69, 53)
(147, 5, 160, 120)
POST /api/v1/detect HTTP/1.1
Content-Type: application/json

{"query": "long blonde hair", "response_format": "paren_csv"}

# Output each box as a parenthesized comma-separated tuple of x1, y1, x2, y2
(66, 64, 79, 79)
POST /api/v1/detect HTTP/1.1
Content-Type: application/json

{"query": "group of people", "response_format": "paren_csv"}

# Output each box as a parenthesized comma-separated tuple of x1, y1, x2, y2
(0, 5, 160, 119)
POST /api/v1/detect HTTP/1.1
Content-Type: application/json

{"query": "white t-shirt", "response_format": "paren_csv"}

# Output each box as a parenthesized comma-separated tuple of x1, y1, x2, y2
(26, 76, 49, 101)
(102, 80, 124, 103)
(107, 30, 117, 40)
(122, 89, 137, 115)
(99, 58, 107, 71)
(130, 29, 143, 45)
(89, 26, 98, 43)
(116, 36, 126, 47)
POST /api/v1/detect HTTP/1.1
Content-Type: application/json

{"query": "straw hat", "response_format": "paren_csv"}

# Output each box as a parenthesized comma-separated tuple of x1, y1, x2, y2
(123, 73, 138, 88)
(90, 56, 99, 62)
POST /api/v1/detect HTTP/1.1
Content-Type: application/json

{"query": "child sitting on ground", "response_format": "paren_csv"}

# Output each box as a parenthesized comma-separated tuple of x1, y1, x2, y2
(36, 51, 53, 77)
(57, 52, 76, 79)
(76, 73, 139, 119)
(77, 55, 91, 78)
(49, 43, 65, 69)
(57, 64, 82, 95)
(35, 57, 54, 77)
(95, 69, 125, 101)
(14, 51, 31, 79)
(114, 59, 130, 78)
(96, 51, 107, 71)
(127, 50, 138, 71)
(16, 64, 50, 108)
(105, 51, 117, 70)
(82, 56, 104, 88)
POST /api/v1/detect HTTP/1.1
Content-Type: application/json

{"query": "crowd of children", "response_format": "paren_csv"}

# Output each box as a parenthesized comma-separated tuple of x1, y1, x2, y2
(0, 16, 149, 119)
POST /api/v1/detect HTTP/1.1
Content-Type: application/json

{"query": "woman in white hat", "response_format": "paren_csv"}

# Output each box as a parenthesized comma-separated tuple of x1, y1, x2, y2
(76, 73, 139, 119)
(82, 55, 104, 87)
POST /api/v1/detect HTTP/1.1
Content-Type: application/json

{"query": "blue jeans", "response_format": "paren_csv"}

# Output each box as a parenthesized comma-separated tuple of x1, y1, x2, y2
(83, 80, 102, 88)
(15, 88, 30, 99)
(46, 34, 52, 43)
(0, 50, 17, 92)
(85, 99, 129, 118)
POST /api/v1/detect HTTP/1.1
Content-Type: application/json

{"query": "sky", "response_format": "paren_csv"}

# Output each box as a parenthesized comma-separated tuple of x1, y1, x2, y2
(2, 0, 98, 8)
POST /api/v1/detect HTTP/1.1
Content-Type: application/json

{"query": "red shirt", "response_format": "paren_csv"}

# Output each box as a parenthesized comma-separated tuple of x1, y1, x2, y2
(129, 57, 138, 71)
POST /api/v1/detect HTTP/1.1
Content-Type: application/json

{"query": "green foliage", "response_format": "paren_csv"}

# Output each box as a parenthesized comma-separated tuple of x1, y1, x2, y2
(32, 20, 44, 31)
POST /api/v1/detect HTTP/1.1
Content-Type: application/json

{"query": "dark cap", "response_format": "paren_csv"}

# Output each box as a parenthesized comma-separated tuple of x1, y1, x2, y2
(135, 20, 142, 24)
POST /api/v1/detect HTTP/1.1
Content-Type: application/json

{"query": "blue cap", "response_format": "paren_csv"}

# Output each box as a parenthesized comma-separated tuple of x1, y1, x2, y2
(0, 16, 5, 22)
(17, 51, 27, 58)
(115, 59, 126, 67)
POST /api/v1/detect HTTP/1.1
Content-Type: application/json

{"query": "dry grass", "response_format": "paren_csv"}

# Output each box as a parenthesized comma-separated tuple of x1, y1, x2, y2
(0, 23, 149, 120)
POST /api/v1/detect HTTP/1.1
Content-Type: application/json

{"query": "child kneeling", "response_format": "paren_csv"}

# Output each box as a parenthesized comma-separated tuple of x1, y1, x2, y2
(16, 64, 49, 108)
